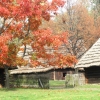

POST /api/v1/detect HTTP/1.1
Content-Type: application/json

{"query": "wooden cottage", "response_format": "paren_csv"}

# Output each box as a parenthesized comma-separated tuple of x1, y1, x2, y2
(75, 38, 100, 84)
(0, 44, 75, 87)
(14, 44, 76, 81)
(9, 65, 76, 88)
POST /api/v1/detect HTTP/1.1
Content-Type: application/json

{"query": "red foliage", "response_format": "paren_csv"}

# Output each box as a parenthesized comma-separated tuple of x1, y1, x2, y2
(31, 29, 76, 67)
(0, 34, 12, 65)
(0, 0, 77, 68)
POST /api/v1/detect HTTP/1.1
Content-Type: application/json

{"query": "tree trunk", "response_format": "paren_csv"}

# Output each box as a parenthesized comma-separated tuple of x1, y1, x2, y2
(75, 68, 79, 74)
(5, 66, 10, 89)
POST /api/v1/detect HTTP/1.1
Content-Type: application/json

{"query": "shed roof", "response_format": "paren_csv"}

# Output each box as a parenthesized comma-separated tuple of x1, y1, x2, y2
(75, 38, 100, 68)
(9, 66, 72, 74)
(9, 66, 53, 74)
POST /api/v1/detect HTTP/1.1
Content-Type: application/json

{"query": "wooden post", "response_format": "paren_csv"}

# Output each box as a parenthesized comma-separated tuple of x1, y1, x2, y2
(75, 68, 78, 74)
(5, 66, 10, 89)
(75, 68, 79, 86)
(53, 71, 56, 80)
(38, 78, 43, 88)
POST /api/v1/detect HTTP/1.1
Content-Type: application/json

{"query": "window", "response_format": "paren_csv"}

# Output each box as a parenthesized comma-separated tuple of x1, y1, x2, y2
(63, 72, 66, 77)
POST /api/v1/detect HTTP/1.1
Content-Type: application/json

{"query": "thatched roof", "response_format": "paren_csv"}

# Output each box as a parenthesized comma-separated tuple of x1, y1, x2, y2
(9, 65, 71, 74)
(9, 67, 53, 74)
(75, 38, 100, 68)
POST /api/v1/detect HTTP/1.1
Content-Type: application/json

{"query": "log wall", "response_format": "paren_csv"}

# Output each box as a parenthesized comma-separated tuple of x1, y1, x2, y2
(85, 66, 100, 84)
(9, 73, 50, 89)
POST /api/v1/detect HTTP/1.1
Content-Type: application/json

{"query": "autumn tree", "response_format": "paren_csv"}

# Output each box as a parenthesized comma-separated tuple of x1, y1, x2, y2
(89, 0, 100, 40)
(0, 0, 77, 88)
(90, 0, 100, 14)
(64, 0, 96, 58)
(41, 0, 97, 59)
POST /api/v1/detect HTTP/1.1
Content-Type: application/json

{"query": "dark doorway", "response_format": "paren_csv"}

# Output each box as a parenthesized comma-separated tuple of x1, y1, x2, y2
(63, 72, 66, 77)
(0, 69, 5, 87)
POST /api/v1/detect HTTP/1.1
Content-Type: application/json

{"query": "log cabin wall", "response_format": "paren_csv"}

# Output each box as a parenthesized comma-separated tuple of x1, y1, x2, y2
(50, 68, 75, 80)
(10, 72, 50, 88)
(85, 66, 100, 84)
(78, 71, 85, 85)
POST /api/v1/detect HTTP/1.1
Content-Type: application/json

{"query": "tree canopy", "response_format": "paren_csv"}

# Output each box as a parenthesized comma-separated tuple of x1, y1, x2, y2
(0, 0, 77, 68)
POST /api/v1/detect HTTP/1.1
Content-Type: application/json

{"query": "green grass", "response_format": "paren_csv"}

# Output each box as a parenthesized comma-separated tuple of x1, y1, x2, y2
(50, 80, 65, 87)
(0, 87, 100, 100)
(78, 84, 100, 88)
(0, 81, 100, 100)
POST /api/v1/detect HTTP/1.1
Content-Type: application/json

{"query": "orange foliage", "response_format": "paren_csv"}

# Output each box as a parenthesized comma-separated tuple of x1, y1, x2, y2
(0, 0, 77, 68)
(30, 29, 76, 67)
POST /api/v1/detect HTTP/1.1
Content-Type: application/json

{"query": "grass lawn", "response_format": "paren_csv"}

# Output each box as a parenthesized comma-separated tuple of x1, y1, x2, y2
(50, 80, 65, 88)
(0, 81, 100, 100)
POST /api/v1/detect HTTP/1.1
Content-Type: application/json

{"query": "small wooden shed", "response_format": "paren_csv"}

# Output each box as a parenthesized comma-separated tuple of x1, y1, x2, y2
(75, 38, 100, 84)
(9, 66, 74, 88)
(15, 45, 76, 81)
